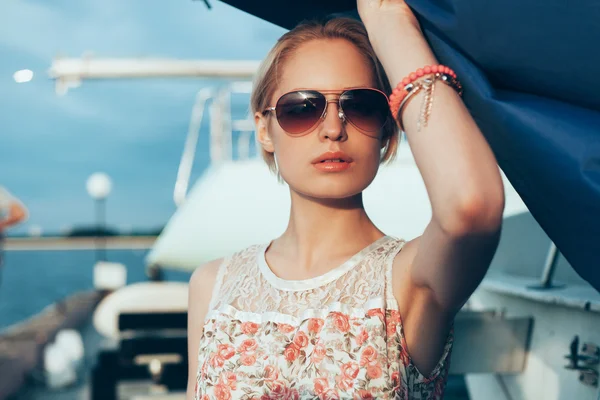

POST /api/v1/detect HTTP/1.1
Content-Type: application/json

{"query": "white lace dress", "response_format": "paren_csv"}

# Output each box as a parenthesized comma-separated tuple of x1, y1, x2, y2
(194, 236, 453, 400)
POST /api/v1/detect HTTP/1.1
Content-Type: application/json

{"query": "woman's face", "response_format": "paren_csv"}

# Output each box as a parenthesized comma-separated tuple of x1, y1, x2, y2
(256, 38, 385, 200)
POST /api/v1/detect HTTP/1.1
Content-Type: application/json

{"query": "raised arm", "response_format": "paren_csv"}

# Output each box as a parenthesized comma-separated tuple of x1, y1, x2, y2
(358, 0, 505, 374)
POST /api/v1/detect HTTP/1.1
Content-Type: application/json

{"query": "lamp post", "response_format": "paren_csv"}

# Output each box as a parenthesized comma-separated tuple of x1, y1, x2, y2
(86, 173, 112, 263)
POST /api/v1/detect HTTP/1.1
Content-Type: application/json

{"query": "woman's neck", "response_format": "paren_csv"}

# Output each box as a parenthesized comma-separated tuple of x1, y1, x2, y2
(271, 189, 385, 274)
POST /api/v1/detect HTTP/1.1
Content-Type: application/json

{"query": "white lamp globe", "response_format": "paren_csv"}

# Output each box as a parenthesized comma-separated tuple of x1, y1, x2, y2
(13, 69, 34, 83)
(86, 173, 112, 200)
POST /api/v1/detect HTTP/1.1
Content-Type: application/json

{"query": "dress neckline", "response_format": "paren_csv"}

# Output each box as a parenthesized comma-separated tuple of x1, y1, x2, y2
(256, 235, 394, 292)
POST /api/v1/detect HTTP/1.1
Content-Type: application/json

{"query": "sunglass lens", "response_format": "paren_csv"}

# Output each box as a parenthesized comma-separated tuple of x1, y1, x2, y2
(276, 91, 326, 135)
(341, 89, 390, 136)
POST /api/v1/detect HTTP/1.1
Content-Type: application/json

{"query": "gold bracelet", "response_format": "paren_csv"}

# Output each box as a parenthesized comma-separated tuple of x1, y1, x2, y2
(396, 73, 463, 133)
(396, 84, 423, 132)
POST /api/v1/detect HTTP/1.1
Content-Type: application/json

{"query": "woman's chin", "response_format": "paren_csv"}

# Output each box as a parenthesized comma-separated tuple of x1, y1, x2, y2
(282, 169, 377, 201)
(290, 183, 369, 202)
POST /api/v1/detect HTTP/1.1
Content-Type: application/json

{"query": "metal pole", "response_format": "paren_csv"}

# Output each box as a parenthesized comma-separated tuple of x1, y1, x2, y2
(540, 242, 560, 288)
(529, 241, 565, 290)
(95, 198, 107, 262)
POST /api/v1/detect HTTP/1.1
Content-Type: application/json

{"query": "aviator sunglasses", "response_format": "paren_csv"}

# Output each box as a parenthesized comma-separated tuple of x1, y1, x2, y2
(263, 88, 392, 138)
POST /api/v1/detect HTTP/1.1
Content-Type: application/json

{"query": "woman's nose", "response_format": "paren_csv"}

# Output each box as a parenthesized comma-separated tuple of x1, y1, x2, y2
(319, 101, 347, 141)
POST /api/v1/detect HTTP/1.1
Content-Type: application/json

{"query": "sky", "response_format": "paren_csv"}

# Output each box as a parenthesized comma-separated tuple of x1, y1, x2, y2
(0, 0, 286, 235)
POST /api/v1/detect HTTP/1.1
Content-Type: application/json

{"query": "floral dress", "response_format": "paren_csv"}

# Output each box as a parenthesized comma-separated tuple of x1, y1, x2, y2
(194, 236, 453, 400)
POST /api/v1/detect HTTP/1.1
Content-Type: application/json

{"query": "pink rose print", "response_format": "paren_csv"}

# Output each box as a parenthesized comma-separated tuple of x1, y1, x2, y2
(308, 318, 324, 333)
(293, 331, 309, 348)
(335, 376, 353, 391)
(240, 322, 260, 335)
(314, 377, 329, 395)
(341, 362, 359, 380)
(285, 387, 300, 400)
(278, 323, 296, 334)
(263, 365, 279, 381)
(387, 310, 401, 336)
(240, 352, 257, 366)
(311, 343, 327, 364)
(238, 338, 258, 353)
(331, 312, 350, 333)
(388, 309, 401, 324)
(322, 389, 340, 400)
(387, 323, 397, 337)
(220, 371, 237, 390)
(217, 344, 235, 360)
(213, 383, 231, 400)
(366, 363, 382, 379)
(284, 344, 300, 362)
(366, 308, 385, 323)
(359, 346, 378, 367)
(356, 329, 369, 345)
(356, 390, 374, 399)
(270, 381, 286, 399)
(337, 362, 358, 390)
(209, 354, 225, 368)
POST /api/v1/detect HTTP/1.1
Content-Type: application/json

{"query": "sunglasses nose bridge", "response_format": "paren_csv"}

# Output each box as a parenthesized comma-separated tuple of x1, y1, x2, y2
(321, 98, 344, 122)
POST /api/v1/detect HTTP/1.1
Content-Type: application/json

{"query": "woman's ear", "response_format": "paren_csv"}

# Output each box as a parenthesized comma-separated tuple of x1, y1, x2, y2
(255, 112, 275, 153)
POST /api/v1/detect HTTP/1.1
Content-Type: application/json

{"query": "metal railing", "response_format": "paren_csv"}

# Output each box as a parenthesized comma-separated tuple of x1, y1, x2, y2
(173, 82, 255, 206)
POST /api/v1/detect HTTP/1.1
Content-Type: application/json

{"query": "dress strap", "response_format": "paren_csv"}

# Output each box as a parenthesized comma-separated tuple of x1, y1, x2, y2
(384, 238, 407, 309)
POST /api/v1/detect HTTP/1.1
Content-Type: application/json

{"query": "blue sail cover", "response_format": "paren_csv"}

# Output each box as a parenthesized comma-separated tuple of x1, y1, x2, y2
(405, 0, 600, 291)
(221, 0, 600, 291)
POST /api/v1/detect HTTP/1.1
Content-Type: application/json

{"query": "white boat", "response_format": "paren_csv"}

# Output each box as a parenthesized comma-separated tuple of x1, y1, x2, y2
(464, 212, 600, 400)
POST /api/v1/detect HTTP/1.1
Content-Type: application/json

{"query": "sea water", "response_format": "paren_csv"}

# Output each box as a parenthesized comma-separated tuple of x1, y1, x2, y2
(0, 249, 192, 330)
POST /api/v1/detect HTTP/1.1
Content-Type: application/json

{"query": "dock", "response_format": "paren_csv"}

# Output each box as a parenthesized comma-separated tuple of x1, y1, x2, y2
(0, 290, 103, 400)
(4, 236, 157, 251)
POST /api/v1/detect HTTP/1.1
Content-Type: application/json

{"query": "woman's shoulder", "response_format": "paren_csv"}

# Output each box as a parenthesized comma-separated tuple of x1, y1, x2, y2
(189, 243, 266, 284)
(189, 258, 225, 294)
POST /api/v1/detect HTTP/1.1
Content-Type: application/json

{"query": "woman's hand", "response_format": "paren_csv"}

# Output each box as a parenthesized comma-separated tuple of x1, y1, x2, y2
(357, 0, 421, 36)
(356, 0, 432, 88)
(356, 0, 424, 67)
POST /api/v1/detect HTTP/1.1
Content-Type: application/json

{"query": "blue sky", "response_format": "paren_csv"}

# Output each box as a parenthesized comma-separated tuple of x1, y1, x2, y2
(0, 0, 286, 235)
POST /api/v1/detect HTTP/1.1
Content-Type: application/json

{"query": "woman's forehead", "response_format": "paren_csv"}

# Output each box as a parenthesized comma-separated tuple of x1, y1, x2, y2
(275, 39, 375, 98)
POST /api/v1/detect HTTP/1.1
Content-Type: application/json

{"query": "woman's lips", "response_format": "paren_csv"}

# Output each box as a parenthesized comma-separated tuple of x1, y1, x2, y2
(313, 160, 352, 172)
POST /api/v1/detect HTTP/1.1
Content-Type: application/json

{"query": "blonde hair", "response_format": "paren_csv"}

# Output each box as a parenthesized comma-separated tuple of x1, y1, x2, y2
(250, 17, 399, 174)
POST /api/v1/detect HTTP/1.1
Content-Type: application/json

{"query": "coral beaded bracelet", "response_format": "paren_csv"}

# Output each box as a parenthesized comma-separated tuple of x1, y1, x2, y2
(389, 64, 463, 132)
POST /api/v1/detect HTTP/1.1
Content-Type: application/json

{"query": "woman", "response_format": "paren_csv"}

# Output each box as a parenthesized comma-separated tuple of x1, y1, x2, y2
(187, 0, 504, 398)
